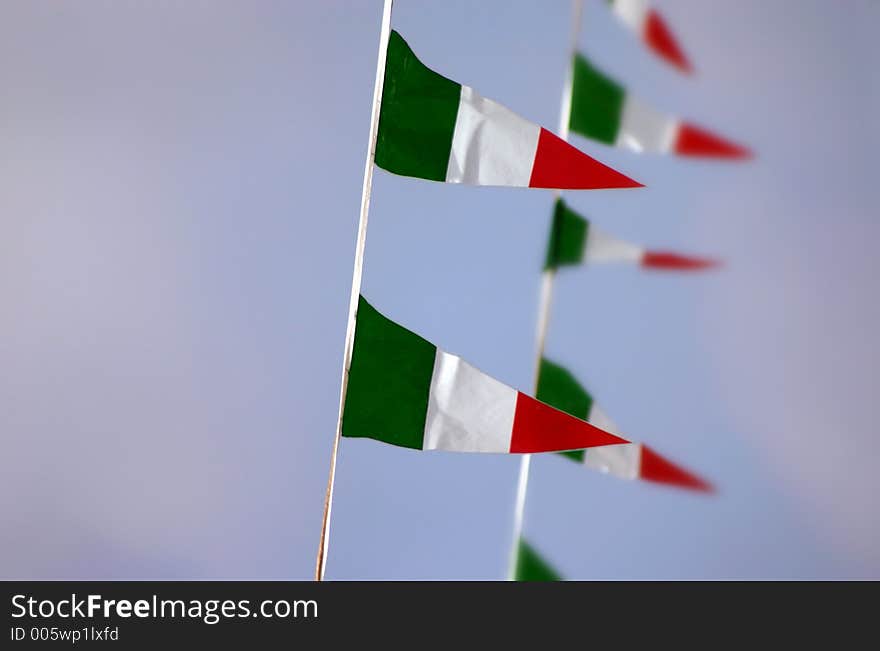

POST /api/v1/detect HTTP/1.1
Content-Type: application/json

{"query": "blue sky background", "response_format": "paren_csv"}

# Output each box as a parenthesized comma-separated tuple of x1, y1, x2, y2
(1, 0, 878, 579)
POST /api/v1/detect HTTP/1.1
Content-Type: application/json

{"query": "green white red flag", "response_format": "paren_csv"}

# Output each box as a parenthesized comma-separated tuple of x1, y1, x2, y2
(606, 0, 692, 74)
(570, 53, 750, 159)
(537, 358, 712, 492)
(545, 199, 718, 271)
(342, 297, 630, 454)
(375, 31, 642, 189)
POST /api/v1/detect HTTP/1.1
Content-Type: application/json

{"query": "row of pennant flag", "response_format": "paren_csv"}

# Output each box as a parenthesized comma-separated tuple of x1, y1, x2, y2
(321, 0, 748, 581)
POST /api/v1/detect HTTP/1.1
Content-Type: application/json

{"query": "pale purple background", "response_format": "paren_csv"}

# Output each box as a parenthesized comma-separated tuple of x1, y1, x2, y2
(1, 1, 877, 579)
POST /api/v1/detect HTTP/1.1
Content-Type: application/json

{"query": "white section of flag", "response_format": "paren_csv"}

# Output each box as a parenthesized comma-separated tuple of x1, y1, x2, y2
(584, 443, 642, 480)
(616, 95, 680, 154)
(446, 85, 541, 187)
(584, 225, 644, 264)
(613, 0, 649, 33)
(583, 406, 639, 480)
(587, 404, 620, 434)
(423, 349, 518, 452)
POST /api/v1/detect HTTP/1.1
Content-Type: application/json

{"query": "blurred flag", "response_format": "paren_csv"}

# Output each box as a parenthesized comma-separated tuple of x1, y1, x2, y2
(569, 53, 750, 159)
(606, 0, 692, 74)
(545, 198, 718, 271)
(375, 31, 642, 189)
(514, 539, 562, 581)
(342, 297, 630, 454)
(537, 359, 712, 492)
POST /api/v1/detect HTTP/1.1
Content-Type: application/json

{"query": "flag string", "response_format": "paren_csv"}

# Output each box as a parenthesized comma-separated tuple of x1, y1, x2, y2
(507, 0, 584, 580)
(315, 0, 395, 582)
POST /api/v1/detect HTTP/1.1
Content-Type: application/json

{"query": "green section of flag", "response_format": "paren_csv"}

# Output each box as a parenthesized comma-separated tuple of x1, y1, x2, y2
(375, 31, 462, 182)
(557, 448, 586, 463)
(537, 359, 593, 420)
(515, 539, 563, 582)
(569, 53, 625, 145)
(544, 199, 589, 270)
(537, 358, 593, 463)
(341, 296, 436, 450)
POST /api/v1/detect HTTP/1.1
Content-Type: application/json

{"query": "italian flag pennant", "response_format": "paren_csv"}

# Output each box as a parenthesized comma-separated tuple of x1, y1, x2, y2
(342, 297, 629, 454)
(537, 359, 713, 492)
(374, 31, 642, 190)
(545, 199, 718, 271)
(607, 0, 693, 74)
(514, 539, 562, 582)
(570, 53, 750, 159)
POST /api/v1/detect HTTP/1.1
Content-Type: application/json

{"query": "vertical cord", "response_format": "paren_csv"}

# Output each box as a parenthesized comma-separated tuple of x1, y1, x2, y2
(315, 0, 395, 582)
(507, 0, 583, 580)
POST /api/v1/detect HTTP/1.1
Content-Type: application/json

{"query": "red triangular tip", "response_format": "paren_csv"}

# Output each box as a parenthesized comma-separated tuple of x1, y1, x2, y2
(676, 123, 752, 160)
(645, 11, 693, 75)
(509, 393, 630, 453)
(642, 251, 721, 271)
(529, 128, 644, 190)
(640, 445, 714, 493)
